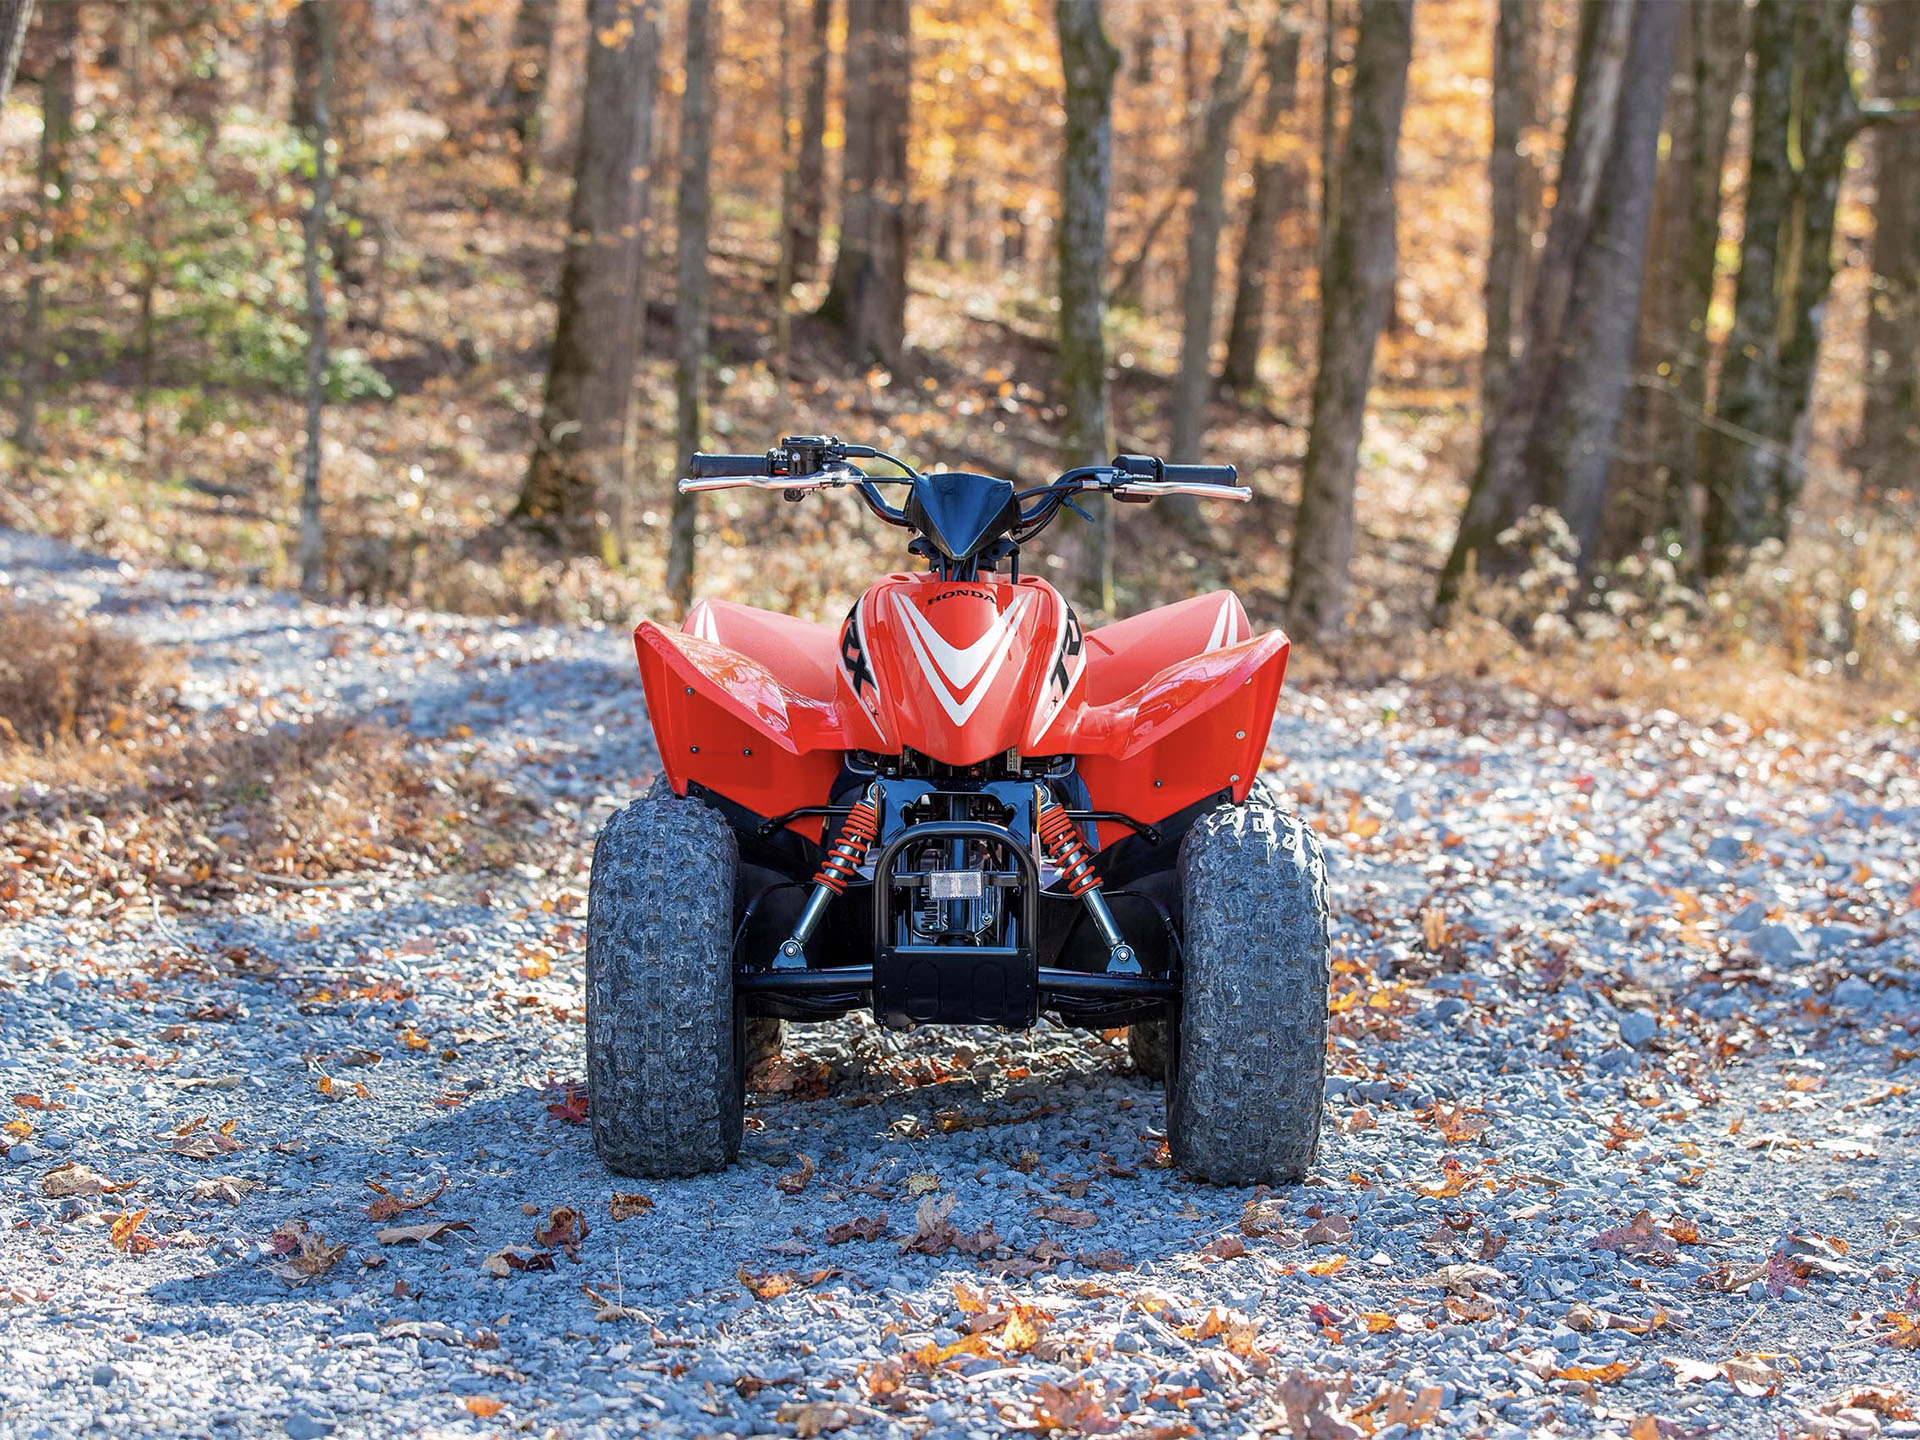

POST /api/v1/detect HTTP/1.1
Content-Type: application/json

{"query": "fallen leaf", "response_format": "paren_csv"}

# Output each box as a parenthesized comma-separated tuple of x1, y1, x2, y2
(546, 1085, 589, 1125)
(533, 1205, 589, 1257)
(110, 1207, 158, 1255)
(377, 1219, 474, 1246)
(269, 1220, 345, 1284)
(1033, 1205, 1099, 1229)
(826, 1213, 889, 1246)
(776, 1154, 817, 1195)
(1305, 1255, 1348, 1276)
(1591, 1210, 1678, 1263)
(609, 1192, 654, 1222)
(192, 1176, 259, 1206)
(1202, 1234, 1246, 1261)
(905, 1173, 940, 1196)
(1304, 1214, 1353, 1247)
(366, 1176, 448, 1222)
(1554, 1359, 1634, 1383)
(465, 1397, 505, 1418)
(739, 1267, 795, 1300)
(43, 1163, 133, 1198)
(480, 1246, 554, 1277)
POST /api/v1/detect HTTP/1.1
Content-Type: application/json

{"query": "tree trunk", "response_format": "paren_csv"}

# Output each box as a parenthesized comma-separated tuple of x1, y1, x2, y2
(1860, 0, 1919, 497)
(297, 0, 337, 596)
(514, 0, 662, 553)
(1221, 12, 1304, 393)
(14, 0, 76, 454)
(1168, 24, 1252, 462)
(774, 0, 796, 372)
(1605, 0, 1745, 564)
(498, 0, 556, 184)
(666, 0, 717, 612)
(1437, 0, 1637, 608)
(1284, 0, 1413, 638)
(788, 0, 831, 279)
(1478, 0, 1526, 444)
(1318, 0, 1341, 281)
(1531, 0, 1680, 565)
(817, 0, 910, 366)
(0, 0, 32, 108)
(1056, 0, 1122, 610)
(1700, 0, 1858, 572)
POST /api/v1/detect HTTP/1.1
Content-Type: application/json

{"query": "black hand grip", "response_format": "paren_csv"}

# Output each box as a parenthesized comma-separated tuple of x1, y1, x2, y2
(1161, 463, 1239, 486)
(688, 451, 773, 478)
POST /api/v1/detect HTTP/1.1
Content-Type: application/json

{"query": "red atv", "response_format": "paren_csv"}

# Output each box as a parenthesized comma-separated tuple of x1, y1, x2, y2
(588, 437, 1329, 1185)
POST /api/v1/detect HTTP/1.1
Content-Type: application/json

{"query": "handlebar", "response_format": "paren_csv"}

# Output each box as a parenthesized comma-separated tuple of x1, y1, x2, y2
(686, 451, 774, 479)
(679, 438, 1247, 549)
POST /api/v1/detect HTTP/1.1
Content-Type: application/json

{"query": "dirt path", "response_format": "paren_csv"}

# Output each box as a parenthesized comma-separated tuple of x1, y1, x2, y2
(2, 531, 1917, 1439)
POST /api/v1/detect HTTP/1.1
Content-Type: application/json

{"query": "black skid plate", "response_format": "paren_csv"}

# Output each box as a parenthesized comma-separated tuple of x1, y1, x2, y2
(874, 944, 1037, 1029)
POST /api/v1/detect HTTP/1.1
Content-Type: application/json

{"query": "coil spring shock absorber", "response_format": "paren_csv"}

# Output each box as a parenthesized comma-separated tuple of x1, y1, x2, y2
(779, 784, 881, 961)
(1035, 793, 1135, 970)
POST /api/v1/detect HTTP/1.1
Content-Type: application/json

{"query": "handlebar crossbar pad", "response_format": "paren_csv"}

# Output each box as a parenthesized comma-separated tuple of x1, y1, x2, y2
(1161, 463, 1239, 486)
(688, 451, 773, 479)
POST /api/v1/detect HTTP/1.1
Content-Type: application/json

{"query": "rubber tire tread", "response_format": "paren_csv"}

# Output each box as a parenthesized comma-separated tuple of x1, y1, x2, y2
(1168, 799, 1330, 1185)
(587, 784, 743, 1176)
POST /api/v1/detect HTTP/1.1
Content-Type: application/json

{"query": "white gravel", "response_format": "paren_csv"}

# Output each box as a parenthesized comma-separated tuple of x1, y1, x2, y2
(3, 528, 1919, 1439)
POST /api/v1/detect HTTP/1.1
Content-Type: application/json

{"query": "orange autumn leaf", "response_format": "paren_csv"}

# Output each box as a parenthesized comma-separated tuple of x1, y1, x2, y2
(1305, 1255, 1347, 1276)
(465, 1397, 505, 1417)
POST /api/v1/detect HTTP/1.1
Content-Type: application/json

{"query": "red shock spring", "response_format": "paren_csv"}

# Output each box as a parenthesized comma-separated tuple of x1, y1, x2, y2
(813, 796, 880, 894)
(1037, 799, 1102, 897)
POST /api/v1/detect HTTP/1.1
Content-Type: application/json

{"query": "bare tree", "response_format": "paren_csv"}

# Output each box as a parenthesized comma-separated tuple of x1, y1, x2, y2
(1478, 0, 1526, 441)
(0, 0, 32, 108)
(1860, 0, 1919, 497)
(1437, 0, 1638, 606)
(1700, 0, 1885, 571)
(818, 0, 910, 366)
(1606, 0, 1745, 564)
(14, 0, 77, 453)
(513, 0, 662, 553)
(296, 0, 337, 595)
(1056, 0, 1122, 608)
(666, 0, 718, 611)
(787, 0, 832, 280)
(1284, 0, 1413, 638)
(1221, 9, 1305, 393)
(497, 0, 556, 183)
(1168, 23, 1251, 462)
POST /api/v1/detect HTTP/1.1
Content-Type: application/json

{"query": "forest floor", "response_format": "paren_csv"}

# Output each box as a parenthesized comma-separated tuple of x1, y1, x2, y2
(2, 528, 1919, 1440)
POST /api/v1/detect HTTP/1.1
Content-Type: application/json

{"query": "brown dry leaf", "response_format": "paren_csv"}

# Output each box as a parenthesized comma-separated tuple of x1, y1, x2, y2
(1028, 1377, 1121, 1435)
(43, 1163, 133, 1199)
(776, 1154, 817, 1195)
(1554, 1359, 1635, 1384)
(464, 1398, 505, 1418)
(609, 1192, 654, 1222)
(1378, 1385, 1444, 1428)
(480, 1246, 554, 1277)
(1590, 1210, 1678, 1263)
(1664, 1357, 1721, 1387)
(533, 1205, 589, 1256)
(825, 1213, 889, 1246)
(192, 1176, 259, 1206)
(1202, 1234, 1247, 1261)
(1361, 1312, 1398, 1334)
(1429, 1101, 1490, 1145)
(905, 1172, 940, 1196)
(953, 1280, 991, 1314)
(1428, 1263, 1507, 1297)
(1244, 1198, 1290, 1244)
(1274, 1368, 1363, 1440)
(1722, 1355, 1782, 1397)
(110, 1207, 159, 1255)
(739, 1267, 795, 1301)
(269, 1220, 345, 1284)
(169, 1131, 241, 1161)
(376, 1219, 473, 1246)
(774, 1401, 862, 1437)
(1002, 1304, 1051, 1355)
(1033, 1205, 1098, 1229)
(365, 1176, 447, 1223)
(1305, 1255, 1348, 1276)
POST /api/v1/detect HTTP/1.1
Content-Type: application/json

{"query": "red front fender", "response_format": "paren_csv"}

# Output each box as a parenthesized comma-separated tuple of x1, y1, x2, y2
(1055, 632, 1290, 833)
(634, 622, 882, 835)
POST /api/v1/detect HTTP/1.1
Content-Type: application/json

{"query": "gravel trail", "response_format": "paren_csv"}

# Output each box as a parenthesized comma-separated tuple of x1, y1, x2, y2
(3, 530, 1918, 1440)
